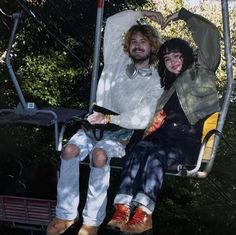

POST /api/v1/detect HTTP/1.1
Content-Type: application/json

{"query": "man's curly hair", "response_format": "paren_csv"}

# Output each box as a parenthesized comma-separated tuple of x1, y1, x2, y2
(123, 24, 161, 65)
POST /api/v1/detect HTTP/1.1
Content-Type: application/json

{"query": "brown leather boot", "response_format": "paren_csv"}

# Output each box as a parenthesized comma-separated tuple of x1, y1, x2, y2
(120, 207, 152, 234)
(47, 217, 76, 235)
(107, 204, 130, 230)
(77, 224, 98, 235)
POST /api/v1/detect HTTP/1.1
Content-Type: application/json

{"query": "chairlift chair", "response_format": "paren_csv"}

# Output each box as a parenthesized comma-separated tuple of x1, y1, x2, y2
(0, 12, 86, 151)
(58, 0, 234, 178)
(81, 0, 234, 179)
(0, 9, 85, 232)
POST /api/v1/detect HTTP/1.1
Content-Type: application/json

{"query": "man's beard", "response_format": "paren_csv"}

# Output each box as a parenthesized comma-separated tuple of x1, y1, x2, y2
(130, 53, 150, 65)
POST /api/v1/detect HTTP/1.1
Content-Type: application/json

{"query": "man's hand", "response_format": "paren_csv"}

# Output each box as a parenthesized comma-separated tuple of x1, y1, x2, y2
(142, 10, 165, 26)
(87, 111, 106, 125)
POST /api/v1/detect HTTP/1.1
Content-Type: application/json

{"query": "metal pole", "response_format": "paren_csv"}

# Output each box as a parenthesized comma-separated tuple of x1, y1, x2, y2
(218, 0, 234, 130)
(205, 0, 234, 175)
(5, 12, 28, 110)
(89, 0, 104, 113)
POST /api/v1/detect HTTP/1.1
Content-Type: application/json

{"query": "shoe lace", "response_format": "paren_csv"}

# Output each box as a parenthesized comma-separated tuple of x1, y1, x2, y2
(128, 208, 147, 225)
(112, 205, 129, 221)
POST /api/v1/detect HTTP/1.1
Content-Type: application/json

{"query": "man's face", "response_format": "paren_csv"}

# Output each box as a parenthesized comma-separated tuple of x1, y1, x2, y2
(129, 32, 152, 63)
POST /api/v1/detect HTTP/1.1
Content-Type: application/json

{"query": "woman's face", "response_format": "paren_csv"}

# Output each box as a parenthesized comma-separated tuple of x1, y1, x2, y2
(164, 52, 183, 75)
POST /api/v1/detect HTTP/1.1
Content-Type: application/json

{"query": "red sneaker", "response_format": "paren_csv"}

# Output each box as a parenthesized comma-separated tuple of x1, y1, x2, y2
(121, 207, 152, 234)
(107, 204, 130, 230)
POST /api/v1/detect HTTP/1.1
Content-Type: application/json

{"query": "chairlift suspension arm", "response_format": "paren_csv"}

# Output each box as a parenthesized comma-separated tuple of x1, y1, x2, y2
(89, 0, 104, 113)
(6, 12, 28, 110)
(201, 0, 235, 176)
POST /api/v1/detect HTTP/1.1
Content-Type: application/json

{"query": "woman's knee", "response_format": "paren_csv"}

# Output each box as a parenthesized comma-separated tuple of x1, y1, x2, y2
(92, 148, 108, 168)
(62, 144, 80, 160)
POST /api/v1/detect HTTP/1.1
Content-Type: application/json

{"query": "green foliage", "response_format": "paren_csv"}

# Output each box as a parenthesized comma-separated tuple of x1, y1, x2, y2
(0, 0, 235, 234)
(17, 51, 89, 108)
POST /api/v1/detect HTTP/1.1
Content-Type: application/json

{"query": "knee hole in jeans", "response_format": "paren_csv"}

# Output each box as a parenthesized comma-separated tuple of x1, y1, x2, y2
(62, 144, 80, 160)
(92, 148, 108, 168)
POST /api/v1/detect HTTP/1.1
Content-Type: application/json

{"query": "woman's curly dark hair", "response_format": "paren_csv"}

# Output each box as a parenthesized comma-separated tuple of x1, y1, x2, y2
(157, 38, 194, 90)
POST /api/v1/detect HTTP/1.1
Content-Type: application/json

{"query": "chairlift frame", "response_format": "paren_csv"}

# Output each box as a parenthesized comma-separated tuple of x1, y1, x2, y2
(0, 9, 86, 232)
(87, 0, 234, 179)
(166, 0, 234, 178)
(0, 11, 86, 150)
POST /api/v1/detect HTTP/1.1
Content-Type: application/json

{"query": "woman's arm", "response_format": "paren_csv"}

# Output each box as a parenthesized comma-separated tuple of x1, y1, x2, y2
(162, 8, 221, 72)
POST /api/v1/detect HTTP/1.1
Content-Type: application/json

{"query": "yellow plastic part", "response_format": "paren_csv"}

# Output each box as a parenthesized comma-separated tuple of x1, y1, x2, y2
(201, 112, 219, 160)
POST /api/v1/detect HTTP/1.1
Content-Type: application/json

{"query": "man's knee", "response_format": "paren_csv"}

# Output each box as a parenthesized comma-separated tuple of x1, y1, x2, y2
(92, 148, 108, 168)
(62, 144, 80, 160)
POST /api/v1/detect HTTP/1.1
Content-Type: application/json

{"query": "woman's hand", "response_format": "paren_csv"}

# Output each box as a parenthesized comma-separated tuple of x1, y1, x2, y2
(161, 11, 179, 30)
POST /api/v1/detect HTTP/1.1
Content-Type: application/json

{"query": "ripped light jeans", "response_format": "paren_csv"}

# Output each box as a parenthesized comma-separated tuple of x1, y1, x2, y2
(56, 128, 132, 226)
